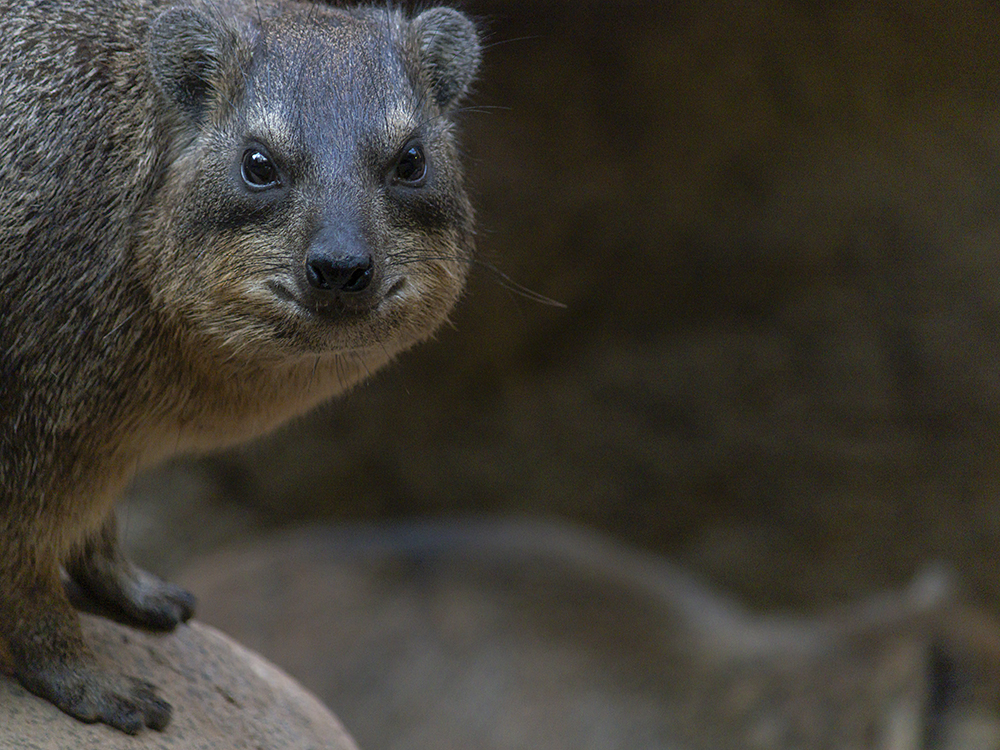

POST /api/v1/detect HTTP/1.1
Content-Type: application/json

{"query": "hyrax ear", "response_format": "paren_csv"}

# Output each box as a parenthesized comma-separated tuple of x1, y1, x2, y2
(410, 8, 481, 111)
(148, 8, 241, 120)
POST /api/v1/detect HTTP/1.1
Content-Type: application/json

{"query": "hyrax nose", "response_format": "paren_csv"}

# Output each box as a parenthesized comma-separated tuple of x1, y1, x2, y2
(305, 248, 373, 294)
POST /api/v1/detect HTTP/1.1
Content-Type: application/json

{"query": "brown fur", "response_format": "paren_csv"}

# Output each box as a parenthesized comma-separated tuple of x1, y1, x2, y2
(0, 0, 480, 733)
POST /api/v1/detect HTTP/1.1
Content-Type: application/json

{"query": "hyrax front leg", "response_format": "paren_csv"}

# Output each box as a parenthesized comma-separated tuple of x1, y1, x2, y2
(66, 513, 195, 631)
(0, 552, 172, 733)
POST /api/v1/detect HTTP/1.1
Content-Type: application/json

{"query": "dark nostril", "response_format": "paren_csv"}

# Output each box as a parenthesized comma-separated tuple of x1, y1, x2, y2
(343, 263, 372, 293)
(306, 254, 373, 294)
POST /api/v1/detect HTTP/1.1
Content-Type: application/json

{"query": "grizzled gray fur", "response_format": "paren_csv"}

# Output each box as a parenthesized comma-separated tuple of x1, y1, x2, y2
(0, 0, 479, 733)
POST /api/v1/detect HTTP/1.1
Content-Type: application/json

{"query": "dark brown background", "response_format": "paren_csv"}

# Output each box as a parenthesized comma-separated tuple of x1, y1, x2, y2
(128, 0, 1000, 619)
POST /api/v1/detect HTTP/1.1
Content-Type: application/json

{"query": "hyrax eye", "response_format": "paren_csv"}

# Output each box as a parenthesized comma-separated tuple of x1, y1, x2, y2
(394, 143, 426, 185)
(241, 148, 280, 189)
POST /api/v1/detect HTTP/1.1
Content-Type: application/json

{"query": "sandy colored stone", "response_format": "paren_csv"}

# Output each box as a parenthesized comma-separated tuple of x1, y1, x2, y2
(0, 615, 358, 750)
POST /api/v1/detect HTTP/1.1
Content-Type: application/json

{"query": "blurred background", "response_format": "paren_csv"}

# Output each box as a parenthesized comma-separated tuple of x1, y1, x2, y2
(123, 1, 1000, 747)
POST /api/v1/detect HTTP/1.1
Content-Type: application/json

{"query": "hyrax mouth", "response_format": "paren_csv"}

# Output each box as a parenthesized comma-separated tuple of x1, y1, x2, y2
(265, 270, 405, 319)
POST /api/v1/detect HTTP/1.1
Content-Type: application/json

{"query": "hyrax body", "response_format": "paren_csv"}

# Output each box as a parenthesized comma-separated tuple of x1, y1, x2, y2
(0, 0, 480, 733)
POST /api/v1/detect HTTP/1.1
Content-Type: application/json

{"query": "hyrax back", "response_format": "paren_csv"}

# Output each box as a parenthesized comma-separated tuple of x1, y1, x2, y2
(0, 0, 480, 733)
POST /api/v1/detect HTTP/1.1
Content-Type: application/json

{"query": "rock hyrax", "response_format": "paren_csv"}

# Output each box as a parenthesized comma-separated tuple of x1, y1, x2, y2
(0, 0, 480, 733)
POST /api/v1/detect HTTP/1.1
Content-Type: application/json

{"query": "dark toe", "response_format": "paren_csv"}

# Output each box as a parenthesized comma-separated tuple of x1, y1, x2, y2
(172, 587, 197, 623)
(139, 582, 197, 631)
(105, 701, 145, 735)
(101, 679, 172, 733)
(144, 695, 172, 731)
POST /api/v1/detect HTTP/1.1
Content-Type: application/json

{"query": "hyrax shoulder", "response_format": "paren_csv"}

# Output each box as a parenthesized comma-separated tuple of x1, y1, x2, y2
(0, 0, 480, 733)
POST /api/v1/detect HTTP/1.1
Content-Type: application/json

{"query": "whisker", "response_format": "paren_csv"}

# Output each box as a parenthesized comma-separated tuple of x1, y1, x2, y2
(384, 252, 567, 308)
(480, 36, 541, 51)
(472, 259, 567, 308)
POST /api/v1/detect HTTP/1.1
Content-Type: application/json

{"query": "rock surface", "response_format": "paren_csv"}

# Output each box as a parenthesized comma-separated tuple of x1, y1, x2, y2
(0, 614, 358, 750)
(179, 520, 1000, 750)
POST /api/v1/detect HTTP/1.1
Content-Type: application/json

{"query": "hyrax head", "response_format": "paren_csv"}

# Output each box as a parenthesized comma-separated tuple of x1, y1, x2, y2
(144, 2, 480, 364)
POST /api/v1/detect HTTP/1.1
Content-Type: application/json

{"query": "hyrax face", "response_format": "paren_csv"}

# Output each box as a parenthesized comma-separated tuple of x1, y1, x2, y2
(145, 4, 480, 366)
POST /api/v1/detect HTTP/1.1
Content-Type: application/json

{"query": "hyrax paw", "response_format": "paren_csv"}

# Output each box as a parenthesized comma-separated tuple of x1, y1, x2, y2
(124, 573, 197, 631)
(71, 563, 197, 631)
(83, 676, 171, 734)
(23, 666, 171, 734)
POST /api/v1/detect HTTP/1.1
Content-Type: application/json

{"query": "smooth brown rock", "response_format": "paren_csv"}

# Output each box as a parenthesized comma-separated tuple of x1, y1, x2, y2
(0, 615, 358, 750)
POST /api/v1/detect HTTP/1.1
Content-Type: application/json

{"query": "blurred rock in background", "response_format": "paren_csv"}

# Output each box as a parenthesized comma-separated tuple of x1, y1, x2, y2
(118, 1, 1000, 746)
(178, 521, 1000, 750)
